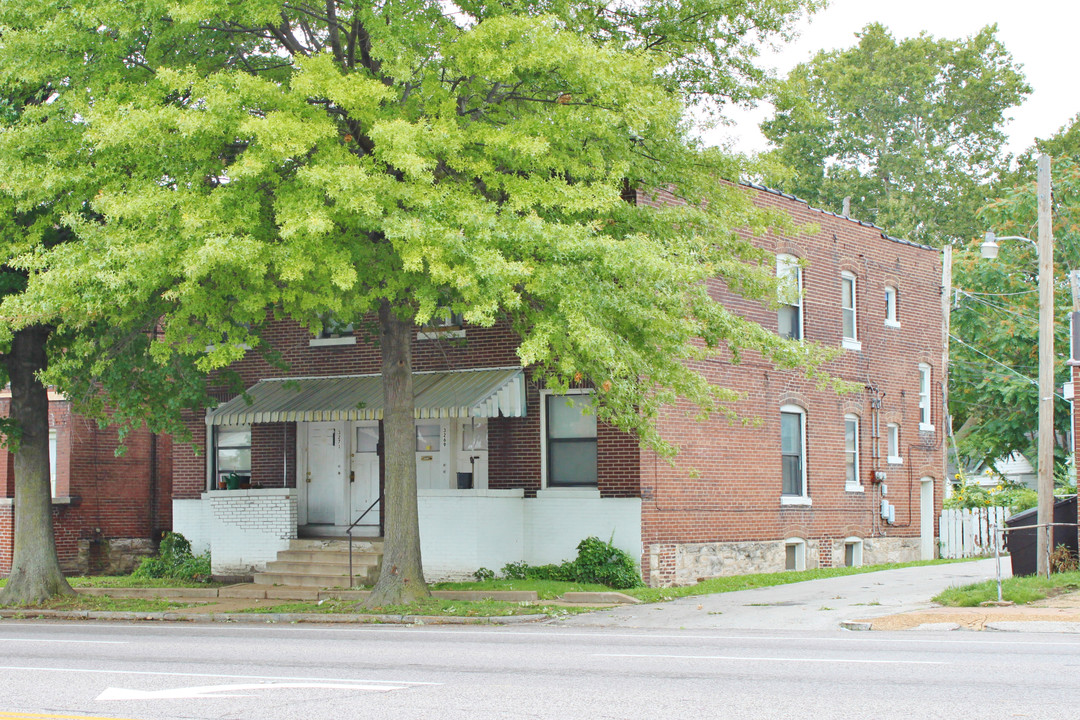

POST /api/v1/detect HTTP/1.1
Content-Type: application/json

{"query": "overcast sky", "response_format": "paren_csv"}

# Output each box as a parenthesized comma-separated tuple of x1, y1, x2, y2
(713, 0, 1078, 158)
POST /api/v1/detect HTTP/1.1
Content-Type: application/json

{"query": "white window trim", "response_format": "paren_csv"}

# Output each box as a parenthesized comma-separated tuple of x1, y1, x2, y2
(776, 254, 804, 341)
(309, 336, 357, 347)
(918, 363, 935, 431)
(886, 423, 903, 465)
(844, 413, 862, 491)
(780, 404, 809, 503)
(841, 271, 859, 348)
(785, 538, 807, 571)
(844, 537, 864, 567)
(884, 285, 900, 328)
(540, 388, 597, 490)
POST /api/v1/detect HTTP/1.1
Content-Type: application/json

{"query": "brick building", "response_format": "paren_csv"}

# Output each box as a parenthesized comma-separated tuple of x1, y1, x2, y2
(168, 184, 946, 586)
(0, 391, 172, 576)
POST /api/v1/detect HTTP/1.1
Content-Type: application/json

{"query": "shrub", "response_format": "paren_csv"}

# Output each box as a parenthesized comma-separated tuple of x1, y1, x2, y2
(472, 567, 495, 582)
(499, 536, 644, 589)
(133, 532, 211, 583)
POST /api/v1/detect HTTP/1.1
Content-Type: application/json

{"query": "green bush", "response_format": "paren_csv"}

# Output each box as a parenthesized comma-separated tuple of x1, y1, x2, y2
(500, 536, 644, 589)
(133, 532, 211, 583)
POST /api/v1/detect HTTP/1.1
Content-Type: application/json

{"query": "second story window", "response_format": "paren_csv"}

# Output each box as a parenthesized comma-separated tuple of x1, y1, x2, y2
(777, 254, 803, 341)
(885, 285, 899, 327)
(310, 313, 357, 346)
(841, 272, 859, 349)
(919, 364, 934, 431)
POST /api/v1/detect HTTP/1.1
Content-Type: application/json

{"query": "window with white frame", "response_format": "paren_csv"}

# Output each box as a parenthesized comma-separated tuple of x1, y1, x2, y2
(776, 254, 803, 341)
(884, 285, 899, 327)
(918, 364, 934, 431)
(418, 308, 465, 340)
(887, 423, 902, 464)
(844, 538, 863, 567)
(213, 425, 252, 489)
(49, 429, 57, 498)
(780, 406, 808, 500)
(841, 272, 860, 349)
(844, 414, 861, 489)
(310, 313, 356, 346)
(785, 538, 806, 571)
(544, 392, 597, 487)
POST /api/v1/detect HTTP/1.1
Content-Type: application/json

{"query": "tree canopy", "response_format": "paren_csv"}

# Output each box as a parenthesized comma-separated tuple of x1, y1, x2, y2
(760, 22, 1030, 246)
(948, 118, 1080, 472)
(0, 0, 831, 603)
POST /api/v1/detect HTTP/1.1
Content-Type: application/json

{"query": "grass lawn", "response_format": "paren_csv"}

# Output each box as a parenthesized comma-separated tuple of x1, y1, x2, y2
(240, 597, 595, 618)
(433, 558, 974, 605)
(0, 593, 203, 613)
(934, 570, 1080, 607)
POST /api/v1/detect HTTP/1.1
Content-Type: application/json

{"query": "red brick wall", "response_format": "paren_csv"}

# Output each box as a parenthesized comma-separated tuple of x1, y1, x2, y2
(636, 185, 945, 578)
(1, 396, 172, 575)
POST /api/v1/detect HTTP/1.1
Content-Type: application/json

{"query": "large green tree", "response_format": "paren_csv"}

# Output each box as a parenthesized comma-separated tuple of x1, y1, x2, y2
(2, 0, 832, 605)
(949, 118, 1080, 472)
(760, 22, 1029, 246)
(0, 2, 251, 603)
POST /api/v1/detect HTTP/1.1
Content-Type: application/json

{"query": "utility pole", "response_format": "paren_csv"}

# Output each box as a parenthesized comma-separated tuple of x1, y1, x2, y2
(1036, 153, 1054, 578)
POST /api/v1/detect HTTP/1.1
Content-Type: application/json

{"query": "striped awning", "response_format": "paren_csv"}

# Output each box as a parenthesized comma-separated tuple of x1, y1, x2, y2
(206, 368, 526, 426)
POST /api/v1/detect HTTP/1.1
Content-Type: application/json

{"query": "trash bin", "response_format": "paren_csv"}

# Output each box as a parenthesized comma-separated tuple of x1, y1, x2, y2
(1004, 495, 1077, 576)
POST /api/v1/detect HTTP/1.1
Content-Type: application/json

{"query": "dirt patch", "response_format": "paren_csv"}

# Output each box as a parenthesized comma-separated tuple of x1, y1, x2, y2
(857, 591, 1080, 630)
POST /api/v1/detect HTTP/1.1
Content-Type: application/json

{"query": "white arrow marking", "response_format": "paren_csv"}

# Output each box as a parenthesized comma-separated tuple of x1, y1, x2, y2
(98, 682, 406, 700)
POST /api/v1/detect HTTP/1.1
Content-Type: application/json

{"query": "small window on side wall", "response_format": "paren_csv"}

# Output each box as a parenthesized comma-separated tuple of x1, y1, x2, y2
(844, 414, 861, 490)
(777, 254, 803, 341)
(887, 424, 902, 464)
(885, 286, 899, 327)
(841, 272, 861, 350)
(785, 538, 806, 571)
(780, 406, 808, 503)
(918, 364, 934, 431)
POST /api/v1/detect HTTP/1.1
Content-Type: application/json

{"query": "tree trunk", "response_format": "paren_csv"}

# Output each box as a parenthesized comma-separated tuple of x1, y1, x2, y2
(364, 301, 429, 607)
(0, 325, 74, 604)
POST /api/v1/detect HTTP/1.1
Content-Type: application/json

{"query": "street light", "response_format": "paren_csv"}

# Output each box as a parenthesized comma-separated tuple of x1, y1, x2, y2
(981, 153, 1054, 577)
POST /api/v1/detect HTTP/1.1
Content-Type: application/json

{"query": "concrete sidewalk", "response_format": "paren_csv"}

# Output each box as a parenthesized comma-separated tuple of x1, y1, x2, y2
(556, 557, 1080, 633)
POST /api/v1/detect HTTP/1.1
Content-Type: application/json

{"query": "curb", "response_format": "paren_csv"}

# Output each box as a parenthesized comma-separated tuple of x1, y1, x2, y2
(0, 609, 550, 625)
(839, 620, 873, 631)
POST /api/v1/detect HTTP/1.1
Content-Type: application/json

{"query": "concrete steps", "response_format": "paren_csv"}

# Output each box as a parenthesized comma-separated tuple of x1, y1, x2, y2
(253, 538, 383, 589)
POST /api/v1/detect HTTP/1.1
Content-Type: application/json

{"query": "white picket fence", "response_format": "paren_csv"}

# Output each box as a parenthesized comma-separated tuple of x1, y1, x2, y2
(939, 507, 1009, 559)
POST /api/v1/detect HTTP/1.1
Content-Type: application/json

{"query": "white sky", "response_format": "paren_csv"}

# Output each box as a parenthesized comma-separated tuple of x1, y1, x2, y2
(712, 0, 1079, 157)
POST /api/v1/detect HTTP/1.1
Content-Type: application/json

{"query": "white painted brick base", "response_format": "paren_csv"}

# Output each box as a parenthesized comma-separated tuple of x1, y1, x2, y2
(174, 490, 298, 576)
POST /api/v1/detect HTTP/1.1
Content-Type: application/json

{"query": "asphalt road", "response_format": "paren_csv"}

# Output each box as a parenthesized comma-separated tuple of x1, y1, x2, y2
(2, 619, 1078, 720)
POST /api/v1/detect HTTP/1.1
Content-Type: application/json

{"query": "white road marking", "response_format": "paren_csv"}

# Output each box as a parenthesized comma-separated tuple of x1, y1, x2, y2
(0, 666, 438, 686)
(97, 682, 406, 700)
(594, 653, 946, 665)
(3, 639, 128, 645)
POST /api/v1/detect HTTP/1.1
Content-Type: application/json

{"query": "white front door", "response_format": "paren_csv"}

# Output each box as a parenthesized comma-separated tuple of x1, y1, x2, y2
(350, 423, 381, 529)
(920, 478, 935, 560)
(305, 422, 345, 525)
(415, 422, 449, 489)
(456, 418, 488, 489)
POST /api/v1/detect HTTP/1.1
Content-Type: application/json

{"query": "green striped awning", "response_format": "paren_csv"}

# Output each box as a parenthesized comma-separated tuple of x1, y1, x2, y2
(206, 368, 526, 426)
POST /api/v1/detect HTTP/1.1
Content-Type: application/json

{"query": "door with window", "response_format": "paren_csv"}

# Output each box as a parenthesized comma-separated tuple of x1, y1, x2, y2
(456, 419, 488, 489)
(415, 422, 449, 489)
(350, 423, 381, 530)
(304, 422, 345, 525)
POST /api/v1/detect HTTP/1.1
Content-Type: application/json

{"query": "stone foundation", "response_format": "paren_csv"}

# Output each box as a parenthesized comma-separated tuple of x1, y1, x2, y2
(649, 535, 925, 586)
(73, 538, 157, 575)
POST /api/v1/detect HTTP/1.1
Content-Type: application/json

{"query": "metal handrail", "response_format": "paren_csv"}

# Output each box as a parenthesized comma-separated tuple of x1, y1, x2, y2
(346, 495, 382, 589)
